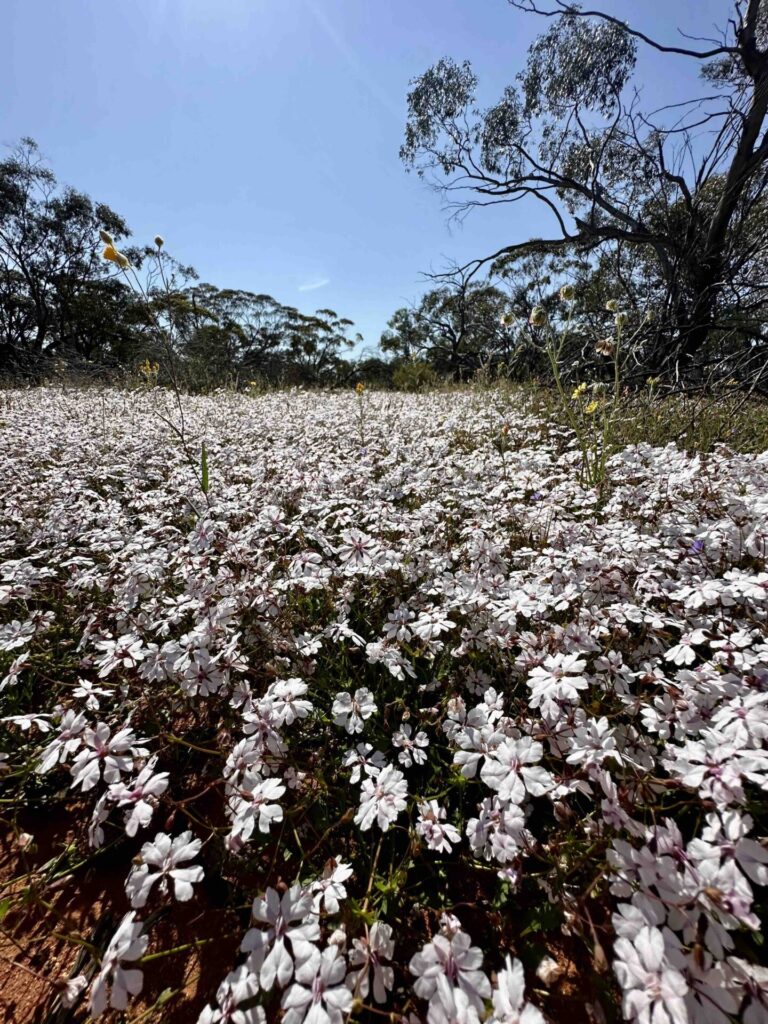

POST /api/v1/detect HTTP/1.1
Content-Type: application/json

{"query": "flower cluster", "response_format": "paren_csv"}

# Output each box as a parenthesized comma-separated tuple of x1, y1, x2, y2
(0, 386, 766, 1023)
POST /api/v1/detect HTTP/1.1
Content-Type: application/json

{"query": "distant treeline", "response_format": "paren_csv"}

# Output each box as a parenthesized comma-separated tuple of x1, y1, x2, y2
(0, 139, 395, 390)
(2, 128, 768, 393)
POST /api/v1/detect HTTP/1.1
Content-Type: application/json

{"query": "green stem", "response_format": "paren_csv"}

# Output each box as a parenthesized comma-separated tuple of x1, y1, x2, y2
(140, 936, 218, 963)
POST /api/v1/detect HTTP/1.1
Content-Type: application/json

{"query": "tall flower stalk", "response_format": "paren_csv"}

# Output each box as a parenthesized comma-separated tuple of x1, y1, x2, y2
(530, 290, 630, 488)
(101, 232, 211, 508)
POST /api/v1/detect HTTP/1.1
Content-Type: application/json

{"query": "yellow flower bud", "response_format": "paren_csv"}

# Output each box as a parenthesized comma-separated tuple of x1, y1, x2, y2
(99, 230, 114, 246)
(355, 382, 366, 395)
(102, 244, 119, 263)
(571, 382, 587, 400)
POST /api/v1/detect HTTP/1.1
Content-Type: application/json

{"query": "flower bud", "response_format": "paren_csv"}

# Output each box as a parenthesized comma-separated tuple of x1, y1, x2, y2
(559, 284, 576, 302)
(355, 382, 365, 394)
(528, 305, 547, 327)
(595, 337, 615, 357)
(605, 299, 619, 312)
(154, 235, 164, 248)
(99, 230, 114, 245)
(102, 244, 119, 263)
(115, 251, 131, 270)
(615, 311, 628, 328)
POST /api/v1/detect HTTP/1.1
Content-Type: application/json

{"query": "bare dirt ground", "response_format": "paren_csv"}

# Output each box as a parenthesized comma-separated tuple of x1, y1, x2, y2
(0, 811, 241, 1024)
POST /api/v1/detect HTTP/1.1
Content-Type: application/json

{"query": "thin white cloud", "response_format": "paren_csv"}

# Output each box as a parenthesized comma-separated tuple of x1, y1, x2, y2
(298, 277, 331, 292)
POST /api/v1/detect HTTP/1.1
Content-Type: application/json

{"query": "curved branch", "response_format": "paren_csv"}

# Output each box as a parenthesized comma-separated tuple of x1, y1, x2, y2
(507, 0, 739, 59)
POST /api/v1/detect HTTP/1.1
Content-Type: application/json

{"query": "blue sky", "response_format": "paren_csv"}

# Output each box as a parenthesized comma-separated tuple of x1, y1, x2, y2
(3, 0, 729, 353)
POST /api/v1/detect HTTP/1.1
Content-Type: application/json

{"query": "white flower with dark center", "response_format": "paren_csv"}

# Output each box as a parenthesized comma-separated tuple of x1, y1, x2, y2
(409, 930, 491, 1012)
(332, 688, 377, 733)
(311, 858, 353, 914)
(480, 737, 553, 805)
(241, 885, 320, 991)
(197, 965, 263, 1024)
(411, 608, 456, 642)
(109, 757, 169, 836)
(665, 629, 708, 667)
(466, 797, 529, 864)
(342, 743, 387, 782)
(38, 709, 88, 773)
(347, 921, 395, 1003)
(72, 678, 112, 711)
(89, 912, 148, 1017)
(125, 831, 204, 908)
(93, 634, 147, 678)
(416, 801, 461, 853)
(228, 772, 286, 843)
(613, 926, 688, 1024)
(488, 956, 544, 1024)
(355, 764, 408, 831)
(566, 717, 621, 769)
(526, 654, 588, 715)
(337, 529, 379, 568)
(70, 723, 144, 791)
(282, 945, 353, 1024)
(265, 678, 313, 726)
(393, 723, 430, 767)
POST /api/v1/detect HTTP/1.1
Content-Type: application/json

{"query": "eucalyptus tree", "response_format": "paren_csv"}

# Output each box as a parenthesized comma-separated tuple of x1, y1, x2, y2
(401, 1, 768, 379)
(0, 138, 131, 371)
(381, 276, 511, 379)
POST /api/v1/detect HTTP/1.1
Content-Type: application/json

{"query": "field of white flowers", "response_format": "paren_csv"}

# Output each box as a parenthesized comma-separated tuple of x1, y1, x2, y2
(0, 386, 767, 1024)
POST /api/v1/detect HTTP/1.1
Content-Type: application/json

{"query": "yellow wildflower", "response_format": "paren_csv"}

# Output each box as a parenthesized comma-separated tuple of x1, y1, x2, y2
(103, 244, 130, 270)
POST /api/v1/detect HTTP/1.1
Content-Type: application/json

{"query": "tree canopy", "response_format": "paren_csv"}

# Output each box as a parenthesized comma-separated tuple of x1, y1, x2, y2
(401, 0, 768, 380)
